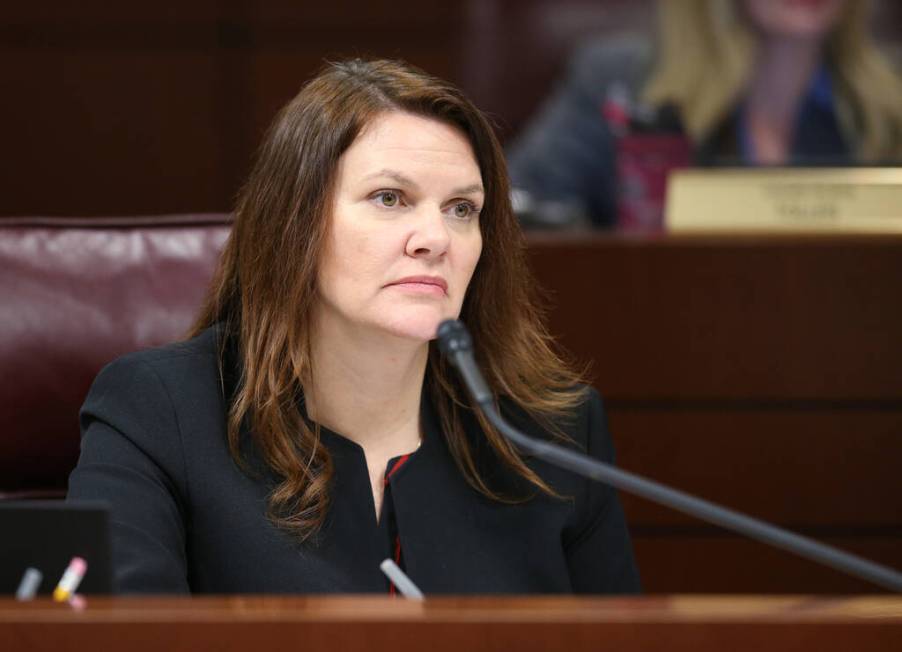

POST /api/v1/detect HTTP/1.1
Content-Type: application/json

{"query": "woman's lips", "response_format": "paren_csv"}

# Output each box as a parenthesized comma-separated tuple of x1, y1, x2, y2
(387, 276, 448, 296)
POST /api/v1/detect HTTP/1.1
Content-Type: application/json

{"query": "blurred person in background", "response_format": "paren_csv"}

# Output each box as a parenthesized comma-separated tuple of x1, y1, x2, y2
(507, 0, 902, 228)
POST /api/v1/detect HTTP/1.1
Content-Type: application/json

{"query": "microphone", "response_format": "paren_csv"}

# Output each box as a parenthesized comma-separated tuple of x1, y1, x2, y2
(436, 319, 902, 593)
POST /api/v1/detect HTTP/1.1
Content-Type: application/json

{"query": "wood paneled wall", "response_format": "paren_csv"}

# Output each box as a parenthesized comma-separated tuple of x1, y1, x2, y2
(0, 1, 659, 217)
(527, 233, 902, 593)
(4, 1, 900, 218)
(0, 2, 469, 216)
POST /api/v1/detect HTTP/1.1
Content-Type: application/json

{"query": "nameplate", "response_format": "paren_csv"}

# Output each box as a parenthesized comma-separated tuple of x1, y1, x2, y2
(665, 168, 902, 233)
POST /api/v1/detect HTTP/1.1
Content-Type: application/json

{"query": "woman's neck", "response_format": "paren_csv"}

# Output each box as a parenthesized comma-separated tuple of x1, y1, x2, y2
(305, 319, 428, 455)
(744, 36, 823, 164)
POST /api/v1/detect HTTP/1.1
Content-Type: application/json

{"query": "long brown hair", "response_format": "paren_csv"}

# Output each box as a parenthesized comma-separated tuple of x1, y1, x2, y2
(643, 0, 902, 160)
(191, 59, 586, 540)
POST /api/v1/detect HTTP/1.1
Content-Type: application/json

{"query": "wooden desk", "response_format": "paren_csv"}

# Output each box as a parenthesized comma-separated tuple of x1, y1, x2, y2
(526, 233, 902, 593)
(2, 596, 900, 651)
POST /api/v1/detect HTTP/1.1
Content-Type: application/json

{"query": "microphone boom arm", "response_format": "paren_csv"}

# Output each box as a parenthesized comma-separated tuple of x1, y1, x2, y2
(437, 319, 902, 593)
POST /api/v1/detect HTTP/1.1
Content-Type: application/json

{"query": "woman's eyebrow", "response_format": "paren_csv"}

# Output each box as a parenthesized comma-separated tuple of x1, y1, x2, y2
(452, 184, 484, 196)
(362, 169, 483, 197)
(362, 169, 419, 189)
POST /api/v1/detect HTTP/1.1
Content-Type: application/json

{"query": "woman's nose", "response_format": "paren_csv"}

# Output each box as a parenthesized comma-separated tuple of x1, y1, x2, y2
(405, 206, 450, 258)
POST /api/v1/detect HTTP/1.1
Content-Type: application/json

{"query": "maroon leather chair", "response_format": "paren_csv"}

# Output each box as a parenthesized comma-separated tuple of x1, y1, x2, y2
(0, 215, 231, 497)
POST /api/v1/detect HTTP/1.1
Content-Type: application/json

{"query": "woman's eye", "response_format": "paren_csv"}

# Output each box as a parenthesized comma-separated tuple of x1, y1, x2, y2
(374, 191, 401, 207)
(451, 201, 478, 219)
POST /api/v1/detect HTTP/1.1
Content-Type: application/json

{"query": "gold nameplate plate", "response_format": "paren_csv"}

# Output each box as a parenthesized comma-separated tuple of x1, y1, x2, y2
(666, 168, 902, 233)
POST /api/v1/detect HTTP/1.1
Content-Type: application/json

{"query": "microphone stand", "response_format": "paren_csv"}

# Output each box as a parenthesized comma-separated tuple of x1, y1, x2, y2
(437, 319, 902, 593)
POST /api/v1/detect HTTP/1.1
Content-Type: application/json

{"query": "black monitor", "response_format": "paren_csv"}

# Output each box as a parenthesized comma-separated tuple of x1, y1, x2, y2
(0, 501, 112, 596)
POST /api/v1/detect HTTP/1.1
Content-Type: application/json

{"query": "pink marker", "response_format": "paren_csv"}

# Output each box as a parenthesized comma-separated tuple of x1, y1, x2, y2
(53, 557, 87, 602)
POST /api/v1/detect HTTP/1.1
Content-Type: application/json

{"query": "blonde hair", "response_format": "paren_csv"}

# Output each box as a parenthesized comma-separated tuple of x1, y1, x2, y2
(642, 0, 902, 161)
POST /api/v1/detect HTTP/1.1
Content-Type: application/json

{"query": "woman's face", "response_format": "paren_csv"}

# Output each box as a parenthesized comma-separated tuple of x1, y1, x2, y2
(741, 0, 846, 40)
(316, 110, 484, 343)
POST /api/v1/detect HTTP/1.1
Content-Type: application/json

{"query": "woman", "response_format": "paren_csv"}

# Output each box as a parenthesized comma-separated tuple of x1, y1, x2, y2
(508, 0, 902, 226)
(68, 59, 641, 594)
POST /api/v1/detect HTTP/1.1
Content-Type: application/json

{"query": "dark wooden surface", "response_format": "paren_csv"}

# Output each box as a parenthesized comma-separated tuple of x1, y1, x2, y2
(1, 596, 901, 652)
(526, 232, 902, 593)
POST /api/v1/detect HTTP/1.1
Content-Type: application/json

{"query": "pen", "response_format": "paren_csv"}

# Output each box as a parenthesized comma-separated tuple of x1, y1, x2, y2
(379, 559, 424, 600)
(15, 568, 43, 601)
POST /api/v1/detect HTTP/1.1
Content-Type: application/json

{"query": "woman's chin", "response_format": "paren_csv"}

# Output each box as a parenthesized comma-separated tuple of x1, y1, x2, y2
(380, 311, 451, 343)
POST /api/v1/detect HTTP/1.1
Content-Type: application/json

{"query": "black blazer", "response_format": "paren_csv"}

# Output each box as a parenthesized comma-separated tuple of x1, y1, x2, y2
(68, 327, 641, 594)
